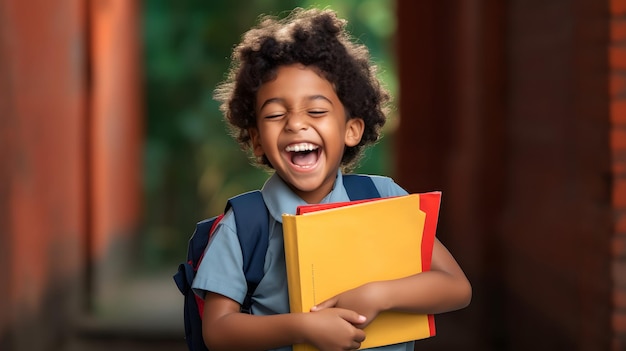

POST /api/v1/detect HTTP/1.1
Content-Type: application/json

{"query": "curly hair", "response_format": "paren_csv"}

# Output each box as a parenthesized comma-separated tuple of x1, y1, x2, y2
(214, 7, 390, 170)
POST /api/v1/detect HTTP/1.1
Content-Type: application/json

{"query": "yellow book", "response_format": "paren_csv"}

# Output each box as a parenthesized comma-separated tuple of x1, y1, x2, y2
(282, 193, 441, 351)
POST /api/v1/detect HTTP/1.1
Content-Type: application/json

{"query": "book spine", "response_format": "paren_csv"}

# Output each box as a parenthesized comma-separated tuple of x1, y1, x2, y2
(282, 215, 305, 314)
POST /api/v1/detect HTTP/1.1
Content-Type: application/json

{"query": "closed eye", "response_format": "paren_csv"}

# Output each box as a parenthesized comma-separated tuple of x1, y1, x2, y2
(265, 113, 285, 119)
(308, 110, 327, 117)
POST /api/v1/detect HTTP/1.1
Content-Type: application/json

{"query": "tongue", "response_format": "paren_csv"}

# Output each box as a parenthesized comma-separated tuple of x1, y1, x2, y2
(292, 151, 318, 166)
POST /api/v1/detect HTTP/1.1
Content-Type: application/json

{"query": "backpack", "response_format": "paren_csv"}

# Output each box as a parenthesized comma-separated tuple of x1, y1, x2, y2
(173, 174, 381, 351)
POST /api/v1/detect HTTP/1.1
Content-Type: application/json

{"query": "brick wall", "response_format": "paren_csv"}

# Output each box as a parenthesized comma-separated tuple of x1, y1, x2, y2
(611, 1, 626, 349)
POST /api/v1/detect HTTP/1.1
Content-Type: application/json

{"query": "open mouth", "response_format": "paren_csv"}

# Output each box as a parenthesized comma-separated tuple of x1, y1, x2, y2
(285, 142, 321, 168)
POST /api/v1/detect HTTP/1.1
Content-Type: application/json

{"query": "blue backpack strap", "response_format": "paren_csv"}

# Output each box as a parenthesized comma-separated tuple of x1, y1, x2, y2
(173, 216, 221, 296)
(225, 190, 269, 313)
(343, 174, 381, 200)
(173, 215, 223, 351)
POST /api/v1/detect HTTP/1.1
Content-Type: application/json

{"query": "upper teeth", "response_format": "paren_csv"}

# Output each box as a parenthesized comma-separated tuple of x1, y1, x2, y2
(286, 143, 318, 152)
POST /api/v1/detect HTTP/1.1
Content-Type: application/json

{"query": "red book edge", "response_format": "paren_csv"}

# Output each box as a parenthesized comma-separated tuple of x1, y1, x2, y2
(296, 198, 381, 214)
(296, 192, 442, 337)
(418, 191, 442, 336)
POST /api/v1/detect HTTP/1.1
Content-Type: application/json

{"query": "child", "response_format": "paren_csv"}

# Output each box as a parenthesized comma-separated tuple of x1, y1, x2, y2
(191, 7, 471, 351)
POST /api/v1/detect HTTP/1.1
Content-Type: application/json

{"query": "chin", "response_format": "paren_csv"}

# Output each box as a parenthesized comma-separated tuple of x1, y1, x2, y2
(290, 179, 322, 193)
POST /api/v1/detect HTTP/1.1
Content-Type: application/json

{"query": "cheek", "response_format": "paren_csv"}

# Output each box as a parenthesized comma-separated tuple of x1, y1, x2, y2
(260, 126, 277, 140)
(257, 127, 280, 150)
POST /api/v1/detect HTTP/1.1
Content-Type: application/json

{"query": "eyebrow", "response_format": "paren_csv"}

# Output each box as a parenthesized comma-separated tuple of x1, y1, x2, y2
(258, 95, 334, 110)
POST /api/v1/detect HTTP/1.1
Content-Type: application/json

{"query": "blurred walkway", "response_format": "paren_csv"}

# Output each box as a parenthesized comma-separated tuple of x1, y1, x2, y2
(65, 270, 187, 351)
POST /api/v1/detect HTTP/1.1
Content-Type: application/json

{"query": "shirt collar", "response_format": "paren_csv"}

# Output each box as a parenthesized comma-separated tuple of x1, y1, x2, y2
(260, 170, 351, 223)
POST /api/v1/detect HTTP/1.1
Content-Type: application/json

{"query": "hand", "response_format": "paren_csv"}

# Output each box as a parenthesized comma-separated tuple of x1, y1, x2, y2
(310, 282, 386, 329)
(302, 308, 367, 351)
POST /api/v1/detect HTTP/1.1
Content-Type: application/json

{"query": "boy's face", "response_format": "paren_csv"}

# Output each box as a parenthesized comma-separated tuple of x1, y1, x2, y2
(250, 64, 364, 204)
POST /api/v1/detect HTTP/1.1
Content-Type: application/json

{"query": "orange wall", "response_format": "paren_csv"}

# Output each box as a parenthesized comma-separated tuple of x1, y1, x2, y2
(0, 0, 87, 348)
(89, 0, 143, 262)
(87, 0, 143, 309)
(0, 0, 142, 349)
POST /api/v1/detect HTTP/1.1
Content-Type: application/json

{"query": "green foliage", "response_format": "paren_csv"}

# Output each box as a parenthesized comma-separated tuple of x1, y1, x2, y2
(140, 0, 397, 270)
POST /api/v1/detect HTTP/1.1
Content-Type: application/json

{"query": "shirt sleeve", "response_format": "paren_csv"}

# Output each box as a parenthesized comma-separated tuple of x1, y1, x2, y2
(191, 209, 248, 304)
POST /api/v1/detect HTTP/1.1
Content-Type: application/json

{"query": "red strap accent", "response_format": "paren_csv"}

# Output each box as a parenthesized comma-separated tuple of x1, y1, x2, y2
(196, 294, 205, 320)
(209, 214, 225, 234)
(194, 214, 225, 270)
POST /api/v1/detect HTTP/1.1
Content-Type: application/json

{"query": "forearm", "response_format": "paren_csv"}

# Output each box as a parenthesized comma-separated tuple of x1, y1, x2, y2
(373, 238, 472, 314)
(203, 291, 368, 351)
(372, 269, 471, 315)
(203, 311, 308, 351)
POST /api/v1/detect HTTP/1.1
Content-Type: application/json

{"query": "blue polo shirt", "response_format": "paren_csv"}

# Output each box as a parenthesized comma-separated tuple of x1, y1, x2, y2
(192, 171, 413, 351)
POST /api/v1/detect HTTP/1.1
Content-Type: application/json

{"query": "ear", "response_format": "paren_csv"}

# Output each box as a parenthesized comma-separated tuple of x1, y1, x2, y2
(249, 128, 264, 156)
(344, 118, 365, 147)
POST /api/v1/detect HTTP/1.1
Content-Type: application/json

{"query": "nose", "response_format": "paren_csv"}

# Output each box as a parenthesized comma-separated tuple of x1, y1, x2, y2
(284, 111, 308, 132)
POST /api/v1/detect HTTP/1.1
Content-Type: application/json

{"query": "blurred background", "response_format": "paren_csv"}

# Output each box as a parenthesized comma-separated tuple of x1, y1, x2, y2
(0, 0, 624, 350)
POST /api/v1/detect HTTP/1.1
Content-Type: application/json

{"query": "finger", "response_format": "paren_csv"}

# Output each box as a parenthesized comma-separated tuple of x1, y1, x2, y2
(354, 329, 366, 343)
(310, 296, 337, 311)
(336, 308, 367, 325)
(347, 341, 362, 350)
(343, 340, 362, 351)
(348, 331, 366, 350)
